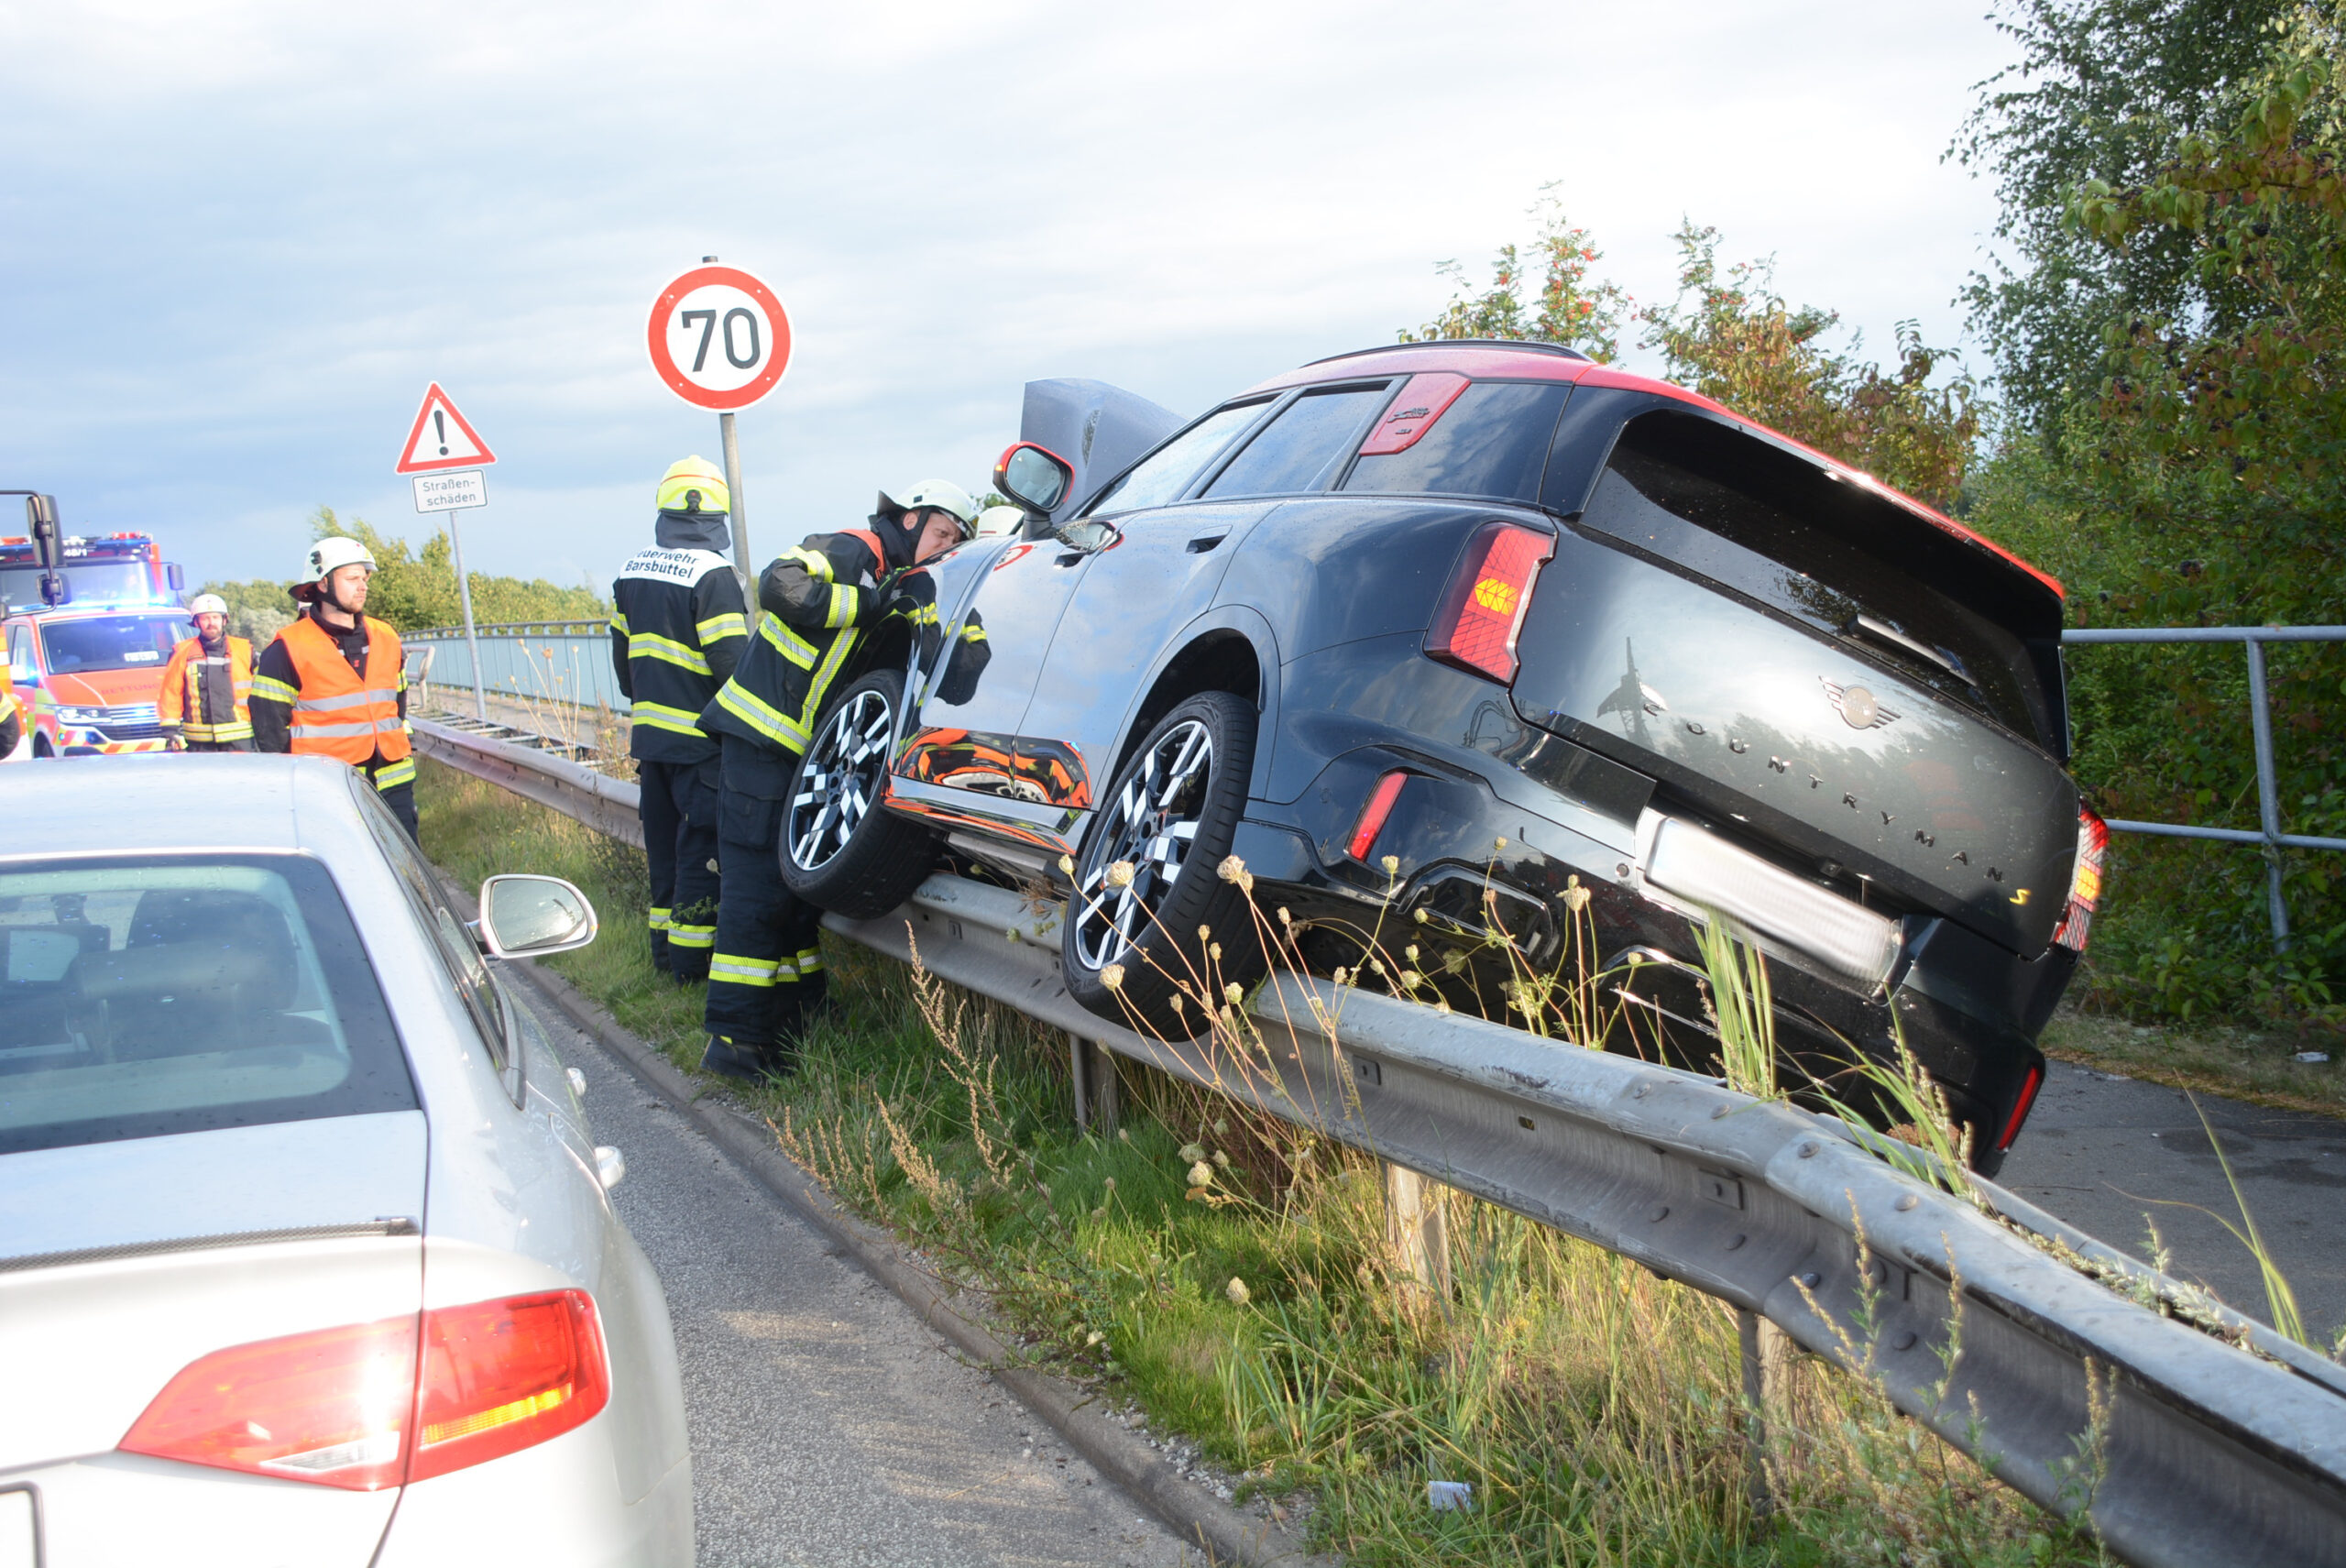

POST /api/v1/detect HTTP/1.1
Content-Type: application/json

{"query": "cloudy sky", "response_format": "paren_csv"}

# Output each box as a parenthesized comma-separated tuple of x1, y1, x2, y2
(0, 0, 2022, 592)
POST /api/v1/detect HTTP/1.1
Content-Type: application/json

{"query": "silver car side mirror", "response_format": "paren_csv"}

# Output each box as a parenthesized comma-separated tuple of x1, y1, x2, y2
(477, 873, 599, 959)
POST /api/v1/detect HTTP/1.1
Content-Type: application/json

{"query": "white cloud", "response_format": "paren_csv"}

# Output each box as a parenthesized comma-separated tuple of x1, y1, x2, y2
(0, 0, 2015, 587)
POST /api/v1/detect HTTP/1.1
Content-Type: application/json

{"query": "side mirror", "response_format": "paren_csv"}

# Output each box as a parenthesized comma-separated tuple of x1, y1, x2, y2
(992, 442, 1074, 519)
(476, 873, 599, 959)
(166, 563, 185, 591)
(1053, 520, 1119, 554)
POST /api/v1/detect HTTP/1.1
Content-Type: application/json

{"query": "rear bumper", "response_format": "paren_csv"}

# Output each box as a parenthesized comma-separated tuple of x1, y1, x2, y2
(1237, 741, 2072, 1172)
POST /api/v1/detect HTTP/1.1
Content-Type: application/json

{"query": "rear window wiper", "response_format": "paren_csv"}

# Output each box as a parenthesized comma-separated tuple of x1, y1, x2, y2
(1843, 613, 1979, 690)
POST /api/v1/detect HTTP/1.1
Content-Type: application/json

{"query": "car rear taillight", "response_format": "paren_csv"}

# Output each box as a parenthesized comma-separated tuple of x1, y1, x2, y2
(119, 1290, 608, 1490)
(1424, 522, 1551, 684)
(410, 1290, 609, 1480)
(1997, 1061, 2045, 1151)
(2052, 806, 2109, 954)
(1347, 771, 1410, 862)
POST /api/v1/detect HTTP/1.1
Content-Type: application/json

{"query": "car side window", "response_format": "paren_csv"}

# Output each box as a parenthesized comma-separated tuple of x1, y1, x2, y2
(352, 777, 513, 1081)
(10, 624, 38, 676)
(1341, 380, 1571, 501)
(1204, 384, 1392, 499)
(1085, 400, 1272, 516)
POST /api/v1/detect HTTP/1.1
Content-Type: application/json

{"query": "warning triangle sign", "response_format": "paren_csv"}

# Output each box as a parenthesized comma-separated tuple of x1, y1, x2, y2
(395, 383, 497, 474)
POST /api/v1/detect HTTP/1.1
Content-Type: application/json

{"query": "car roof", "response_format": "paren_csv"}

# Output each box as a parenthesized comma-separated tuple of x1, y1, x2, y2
(0, 754, 366, 858)
(1240, 341, 2063, 600)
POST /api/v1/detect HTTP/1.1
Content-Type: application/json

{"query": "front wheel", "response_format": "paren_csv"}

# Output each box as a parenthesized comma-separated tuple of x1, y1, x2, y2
(1062, 691, 1265, 1036)
(777, 668, 937, 919)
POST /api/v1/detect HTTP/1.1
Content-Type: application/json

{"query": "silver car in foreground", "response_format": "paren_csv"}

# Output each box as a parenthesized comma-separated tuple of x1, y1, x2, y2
(0, 755, 691, 1565)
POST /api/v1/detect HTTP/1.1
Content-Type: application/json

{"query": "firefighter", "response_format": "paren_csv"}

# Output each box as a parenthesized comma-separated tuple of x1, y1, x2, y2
(612, 457, 749, 982)
(696, 479, 979, 1080)
(157, 593, 256, 751)
(250, 537, 418, 840)
(0, 685, 19, 761)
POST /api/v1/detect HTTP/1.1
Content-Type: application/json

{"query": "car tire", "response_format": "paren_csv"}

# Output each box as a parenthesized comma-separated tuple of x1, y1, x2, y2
(1062, 690, 1265, 1037)
(777, 668, 937, 919)
(32, 732, 52, 759)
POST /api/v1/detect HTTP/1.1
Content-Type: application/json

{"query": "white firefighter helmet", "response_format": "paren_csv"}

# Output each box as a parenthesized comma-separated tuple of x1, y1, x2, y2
(882, 478, 981, 536)
(307, 537, 377, 582)
(187, 593, 229, 619)
(972, 505, 1024, 540)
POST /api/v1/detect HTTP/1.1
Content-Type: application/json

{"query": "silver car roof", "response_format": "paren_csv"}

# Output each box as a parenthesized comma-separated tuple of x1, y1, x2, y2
(0, 753, 356, 857)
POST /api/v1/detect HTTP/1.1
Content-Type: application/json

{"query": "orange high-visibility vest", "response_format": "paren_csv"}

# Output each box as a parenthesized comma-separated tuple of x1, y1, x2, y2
(157, 636, 256, 745)
(277, 615, 411, 764)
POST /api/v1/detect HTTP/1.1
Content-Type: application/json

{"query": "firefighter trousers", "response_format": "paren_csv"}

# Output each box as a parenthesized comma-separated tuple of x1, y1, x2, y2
(704, 735, 827, 1047)
(640, 756, 721, 980)
(362, 755, 420, 843)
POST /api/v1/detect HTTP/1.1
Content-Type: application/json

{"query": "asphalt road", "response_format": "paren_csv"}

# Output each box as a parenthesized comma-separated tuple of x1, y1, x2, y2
(538, 1002, 1192, 1568)
(2000, 1060, 2346, 1346)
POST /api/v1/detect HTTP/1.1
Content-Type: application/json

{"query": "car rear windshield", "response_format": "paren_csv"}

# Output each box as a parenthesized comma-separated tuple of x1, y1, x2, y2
(0, 854, 415, 1155)
(1583, 417, 2063, 750)
(38, 614, 183, 674)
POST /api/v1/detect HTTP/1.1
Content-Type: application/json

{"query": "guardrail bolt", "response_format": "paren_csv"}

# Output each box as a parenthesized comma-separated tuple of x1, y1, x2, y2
(1895, 1193, 1920, 1212)
(1797, 1270, 1822, 1289)
(1796, 1141, 1819, 1158)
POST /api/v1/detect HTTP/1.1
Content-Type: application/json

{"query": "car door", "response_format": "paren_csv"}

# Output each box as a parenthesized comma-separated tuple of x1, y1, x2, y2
(893, 398, 1276, 833)
(1018, 381, 1398, 819)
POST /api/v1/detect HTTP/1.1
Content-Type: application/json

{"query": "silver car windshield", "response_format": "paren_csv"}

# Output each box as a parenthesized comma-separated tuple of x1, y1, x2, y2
(0, 854, 415, 1155)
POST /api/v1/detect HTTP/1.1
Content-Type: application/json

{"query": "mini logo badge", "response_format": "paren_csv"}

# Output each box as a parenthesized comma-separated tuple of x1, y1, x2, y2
(1821, 678, 1900, 730)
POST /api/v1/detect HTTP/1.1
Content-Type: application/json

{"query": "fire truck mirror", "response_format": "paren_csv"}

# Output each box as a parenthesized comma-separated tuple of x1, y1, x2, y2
(38, 572, 68, 608)
(25, 496, 61, 569)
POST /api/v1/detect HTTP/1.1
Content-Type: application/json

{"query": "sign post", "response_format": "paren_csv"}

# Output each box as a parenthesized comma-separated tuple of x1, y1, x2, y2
(646, 258, 792, 616)
(395, 383, 498, 720)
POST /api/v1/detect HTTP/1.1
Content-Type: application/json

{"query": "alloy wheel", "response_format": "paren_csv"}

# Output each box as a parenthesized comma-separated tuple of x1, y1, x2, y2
(1071, 718, 1214, 971)
(787, 688, 894, 871)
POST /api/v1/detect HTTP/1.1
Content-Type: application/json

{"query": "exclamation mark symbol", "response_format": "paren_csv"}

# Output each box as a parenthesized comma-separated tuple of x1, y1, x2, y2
(434, 411, 448, 456)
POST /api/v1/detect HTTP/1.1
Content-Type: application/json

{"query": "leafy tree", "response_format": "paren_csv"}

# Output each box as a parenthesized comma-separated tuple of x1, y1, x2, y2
(1401, 187, 1631, 361)
(195, 579, 296, 646)
(302, 506, 608, 632)
(1955, 0, 2294, 433)
(1635, 224, 1982, 511)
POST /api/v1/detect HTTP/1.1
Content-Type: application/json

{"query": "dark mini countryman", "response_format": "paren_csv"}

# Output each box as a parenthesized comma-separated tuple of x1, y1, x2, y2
(780, 342, 2103, 1174)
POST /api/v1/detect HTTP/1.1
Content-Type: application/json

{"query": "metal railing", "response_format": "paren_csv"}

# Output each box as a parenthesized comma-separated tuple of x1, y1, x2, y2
(404, 623, 621, 715)
(2061, 626, 2346, 949)
(411, 716, 2346, 1567)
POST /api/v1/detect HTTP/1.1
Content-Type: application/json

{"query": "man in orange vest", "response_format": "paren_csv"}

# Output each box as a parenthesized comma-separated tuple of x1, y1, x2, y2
(249, 537, 418, 839)
(157, 593, 256, 751)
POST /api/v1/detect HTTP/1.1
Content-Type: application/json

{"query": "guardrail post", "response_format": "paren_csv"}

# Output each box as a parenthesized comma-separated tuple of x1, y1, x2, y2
(1382, 1162, 1452, 1308)
(1070, 1036, 1119, 1136)
(2245, 635, 2293, 951)
(1735, 1308, 1794, 1519)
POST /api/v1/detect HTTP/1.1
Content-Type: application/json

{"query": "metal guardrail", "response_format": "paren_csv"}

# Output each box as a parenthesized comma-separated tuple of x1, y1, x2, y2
(2061, 626, 2346, 949)
(411, 717, 2346, 1567)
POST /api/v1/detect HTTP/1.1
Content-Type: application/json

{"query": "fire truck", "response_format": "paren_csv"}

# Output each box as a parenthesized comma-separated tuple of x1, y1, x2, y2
(0, 530, 182, 612)
(2, 529, 191, 759)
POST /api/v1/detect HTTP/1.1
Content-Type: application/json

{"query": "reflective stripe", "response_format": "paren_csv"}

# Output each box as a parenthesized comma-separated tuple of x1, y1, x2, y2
(794, 946, 825, 976)
(610, 610, 630, 632)
(293, 686, 400, 714)
(784, 545, 833, 582)
(630, 631, 711, 675)
(648, 906, 673, 932)
(825, 582, 856, 630)
(295, 718, 384, 739)
(710, 954, 781, 987)
(714, 680, 812, 753)
(696, 612, 747, 642)
(371, 758, 418, 790)
(667, 922, 715, 950)
(758, 615, 818, 670)
(249, 675, 300, 705)
(631, 699, 707, 736)
(181, 720, 255, 743)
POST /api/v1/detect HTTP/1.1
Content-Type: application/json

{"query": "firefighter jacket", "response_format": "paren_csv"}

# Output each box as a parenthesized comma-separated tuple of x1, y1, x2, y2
(699, 528, 896, 772)
(0, 688, 18, 760)
(157, 634, 256, 745)
(610, 531, 748, 764)
(250, 610, 411, 784)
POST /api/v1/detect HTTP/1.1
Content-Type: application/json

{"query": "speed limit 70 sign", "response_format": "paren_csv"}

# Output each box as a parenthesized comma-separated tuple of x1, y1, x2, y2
(646, 265, 793, 411)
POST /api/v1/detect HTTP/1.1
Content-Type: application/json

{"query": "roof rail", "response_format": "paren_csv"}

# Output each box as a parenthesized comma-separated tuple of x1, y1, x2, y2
(1305, 338, 1595, 367)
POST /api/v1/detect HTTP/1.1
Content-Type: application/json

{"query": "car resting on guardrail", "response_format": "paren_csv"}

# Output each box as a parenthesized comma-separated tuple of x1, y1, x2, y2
(773, 347, 2100, 1175)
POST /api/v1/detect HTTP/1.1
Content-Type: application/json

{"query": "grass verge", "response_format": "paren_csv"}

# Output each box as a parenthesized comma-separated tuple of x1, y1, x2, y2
(2039, 1005, 2344, 1118)
(420, 758, 2110, 1565)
